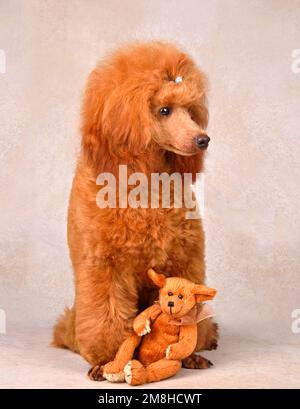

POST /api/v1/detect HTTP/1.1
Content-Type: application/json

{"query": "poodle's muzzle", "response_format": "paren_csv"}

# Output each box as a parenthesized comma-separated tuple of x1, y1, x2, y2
(195, 134, 210, 150)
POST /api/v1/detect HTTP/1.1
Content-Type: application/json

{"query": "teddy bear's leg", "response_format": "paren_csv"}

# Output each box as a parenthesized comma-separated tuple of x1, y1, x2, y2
(103, 334, 141, 382)
(145, 359, 182, 384)
(124, 360, 148, 385)
(124, 359, 181, 386)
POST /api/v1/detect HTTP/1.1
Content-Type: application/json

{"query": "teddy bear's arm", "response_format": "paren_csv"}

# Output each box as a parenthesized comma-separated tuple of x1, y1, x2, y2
(166, 324, 198, 360)
(133, 304, 162, 336)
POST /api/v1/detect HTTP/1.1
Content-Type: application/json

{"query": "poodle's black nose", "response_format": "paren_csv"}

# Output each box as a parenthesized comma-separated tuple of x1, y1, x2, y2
(168, 301, 174, 308)
(195, 135, 210, 150)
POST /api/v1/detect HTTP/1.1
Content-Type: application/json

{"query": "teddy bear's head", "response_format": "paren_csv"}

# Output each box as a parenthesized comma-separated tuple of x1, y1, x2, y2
(148, 268, 216, 319)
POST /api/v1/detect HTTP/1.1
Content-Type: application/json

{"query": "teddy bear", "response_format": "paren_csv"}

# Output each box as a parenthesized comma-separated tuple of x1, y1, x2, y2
(102, 268, 217, 386)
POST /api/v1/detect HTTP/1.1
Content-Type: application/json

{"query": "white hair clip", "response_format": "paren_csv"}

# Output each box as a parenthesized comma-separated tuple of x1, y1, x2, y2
(174, 76, 184, 84)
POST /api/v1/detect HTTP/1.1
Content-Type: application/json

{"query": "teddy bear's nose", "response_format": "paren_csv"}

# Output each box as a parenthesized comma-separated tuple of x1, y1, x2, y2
(168, 301, 174, 308)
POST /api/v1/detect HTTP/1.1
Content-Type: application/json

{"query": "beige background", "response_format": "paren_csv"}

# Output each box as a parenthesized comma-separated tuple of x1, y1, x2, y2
(0, 0, 300, 355)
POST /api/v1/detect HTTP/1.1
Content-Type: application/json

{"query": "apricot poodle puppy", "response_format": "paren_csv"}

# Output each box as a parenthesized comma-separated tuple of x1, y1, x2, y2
(53, 41, 218, 380)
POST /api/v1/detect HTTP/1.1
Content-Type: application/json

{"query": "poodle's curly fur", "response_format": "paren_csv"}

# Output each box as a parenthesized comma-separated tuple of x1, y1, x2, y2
(53, 41, 218, 376)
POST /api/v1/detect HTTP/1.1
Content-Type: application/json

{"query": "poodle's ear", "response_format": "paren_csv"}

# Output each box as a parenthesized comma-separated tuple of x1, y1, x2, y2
(81, 65, 154, 170)
(192, 284, 216, 303)
(81, 68, 108, 169)
(147, 269, 166, 288)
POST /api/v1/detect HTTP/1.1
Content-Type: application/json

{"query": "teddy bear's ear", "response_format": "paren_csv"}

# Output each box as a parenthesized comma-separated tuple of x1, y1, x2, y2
(147, 269, 166, 288)
(192, 284, 217, 303)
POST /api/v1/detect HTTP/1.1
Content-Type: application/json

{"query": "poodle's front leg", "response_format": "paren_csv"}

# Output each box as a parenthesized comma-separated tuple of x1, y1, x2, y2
(74, 264, 138, 380)
(179, 261, 218, 364)
(181, 318, 218, 370)
(180, 265, 219, 352)
(195, 318, 218, 351)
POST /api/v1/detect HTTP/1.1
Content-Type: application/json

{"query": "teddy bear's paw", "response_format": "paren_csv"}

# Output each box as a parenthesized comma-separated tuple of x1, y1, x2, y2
(182, 354, 213, 369)
(124, 360, 147, 386)
(166, 344, 178, 359)
(137, 319, 151, 336)
(87, 364, 105, 381)
(124, 361, 133, 384)
(103, 371, 125, 383)
(103, 360, 127, 382)
(165, 345, 172, 359)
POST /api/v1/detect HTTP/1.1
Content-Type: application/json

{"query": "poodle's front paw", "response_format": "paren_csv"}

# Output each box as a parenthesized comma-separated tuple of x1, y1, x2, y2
(134, 319, 151, 336)
(182, 353, 213, 369)
(124, 360, 147, 386)
(88, 364, 105, 381)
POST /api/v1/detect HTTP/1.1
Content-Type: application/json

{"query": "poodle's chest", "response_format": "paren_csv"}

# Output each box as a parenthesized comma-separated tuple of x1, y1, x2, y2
(81, 205, 203, 274)
(99, 208, 188, 255)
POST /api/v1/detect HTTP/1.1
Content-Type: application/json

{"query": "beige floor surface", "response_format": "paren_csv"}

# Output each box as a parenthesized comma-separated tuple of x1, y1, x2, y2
(0, 326, 299, 389)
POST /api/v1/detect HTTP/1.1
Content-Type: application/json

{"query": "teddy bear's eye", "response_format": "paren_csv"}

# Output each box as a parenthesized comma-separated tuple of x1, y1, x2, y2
(178, 294, 184, 300)
(168, 291, 173, 296)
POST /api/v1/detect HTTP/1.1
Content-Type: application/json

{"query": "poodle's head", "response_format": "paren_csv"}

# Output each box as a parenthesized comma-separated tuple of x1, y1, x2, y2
(82, 41, 209, 171)
(148, 269, 216, 319)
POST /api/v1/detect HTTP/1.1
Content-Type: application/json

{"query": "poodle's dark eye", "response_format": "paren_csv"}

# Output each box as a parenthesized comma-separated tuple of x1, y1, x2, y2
(159, 107, 171, 116)
(178, 294, 184, 300)
(168, 291, 173, 296)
